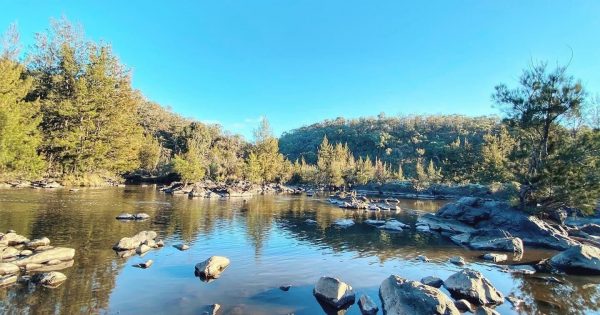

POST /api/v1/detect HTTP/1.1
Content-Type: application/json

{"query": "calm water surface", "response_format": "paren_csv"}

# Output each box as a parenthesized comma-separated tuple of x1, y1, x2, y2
(0, 187, 598, 314)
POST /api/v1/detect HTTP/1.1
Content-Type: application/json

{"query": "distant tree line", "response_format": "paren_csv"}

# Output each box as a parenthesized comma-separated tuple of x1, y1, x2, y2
(0, 19, 598, 214)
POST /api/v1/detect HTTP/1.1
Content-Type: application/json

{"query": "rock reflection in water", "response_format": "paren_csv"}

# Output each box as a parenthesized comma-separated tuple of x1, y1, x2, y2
(0, 187, 598, 314)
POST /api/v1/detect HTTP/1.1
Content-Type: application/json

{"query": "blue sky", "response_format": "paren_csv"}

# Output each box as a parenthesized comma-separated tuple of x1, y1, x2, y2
(2, 1, 599, 139)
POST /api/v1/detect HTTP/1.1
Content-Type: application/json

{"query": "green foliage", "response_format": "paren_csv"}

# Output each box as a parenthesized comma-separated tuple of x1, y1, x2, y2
(172, 139, 206, 184)
(0, 57, 45, 179)
(244, 118, 289, 183)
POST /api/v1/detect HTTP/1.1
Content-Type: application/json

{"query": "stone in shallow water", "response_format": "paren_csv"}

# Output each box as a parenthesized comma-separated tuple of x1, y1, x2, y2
(31, 271, 67, 287)
(313, 276, 355, 309)
(0, 263, 19, 276)
(358, 294, 378, 315)
(380, 275, 459, 315)
(482, 253, 508, 262)
(14, 247, 75, 267)
(449, 256, 466, 266)
(444, 269, 504, 306)
(550, 244, 600, 275)
(26, 237, 50, 249)
(195, 256, 230, 279)
(416, 255, 430, 262)
(279, 284, 292, 291)
(0, 275, 17, 287)
(174, 244, 189, 251)
(333, 219, 355, 228)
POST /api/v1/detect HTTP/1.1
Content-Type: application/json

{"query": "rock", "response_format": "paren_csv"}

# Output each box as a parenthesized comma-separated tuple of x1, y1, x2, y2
(0, 275, 17, 287)
(365, 219, 386, 226)
(379, 275, 460, 315)
(137, 260, 153, 269)
(46, 259, 63, 265)
(14, 247, 75, 267)
(416, 255, 430, 262)
(435, 197, 577, 250)
(506, 295, 524, 308)
(1, 246, 20, 259)
(454, 299, 475, 313)
(506, 265, 536, 275)
(333, 219, 355, 228)
(579, 224, 600, 236)
(474, 306, 500, 315)
(26, 260, 74, 272)
(305, 219, 317, 224)
(358, 294, 379, 315)
(416, 214, 476, 234)
(279, 284, 292, 291)
(195, 256, 230, 279)
(25, 263, 44, 271)
(26, 237, 51, 248)
(156, 239, 164, 247)
(482, 253, 508, 263)
(19, 250, 33, 256)
(421, 276, 444, 288)
(34, 245, 54, 252)
(136, 244, 151, 255)
(113, 231, 158, 251)
(174, 244, 190, 251)
(378, 220, 409, 231)
(202, 304, 220, 315)
(416, 225, 431, 232)
(449, 256, 466, 266)
(134, 213, 150, 220)
(31, 271, 67, 287)
(145, 239, 158, 248)
(0, 232, 30, 246)
(116, 213, 135, 220)
(452, 229, 524, 254)
(444, 269, 504, 306)
(549, 244, 600, 275)
(313, 276, 355, 309)
(0, 263, 19, 276)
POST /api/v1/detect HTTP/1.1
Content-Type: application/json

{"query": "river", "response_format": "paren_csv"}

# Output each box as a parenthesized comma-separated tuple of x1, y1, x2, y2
(0, 186, 598, 314)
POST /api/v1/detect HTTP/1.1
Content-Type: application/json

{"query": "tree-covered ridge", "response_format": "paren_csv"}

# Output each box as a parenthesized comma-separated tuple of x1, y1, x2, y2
(280, 114, 500, 182)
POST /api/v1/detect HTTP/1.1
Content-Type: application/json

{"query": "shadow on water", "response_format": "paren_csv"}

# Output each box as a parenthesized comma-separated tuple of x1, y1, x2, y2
(0, 186, 598, 314)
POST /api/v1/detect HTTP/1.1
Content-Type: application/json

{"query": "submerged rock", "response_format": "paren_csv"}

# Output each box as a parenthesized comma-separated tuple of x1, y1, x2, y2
(116, 213, 135, 220)
(195, 256, 230, 279)
(549, 244, 600, 275)
(313, 276, 355, 309)
(279, 284, 292, 291)
(31, 271, 67, 287)
(421, 276, 444, 288)
(136, 259, 153, 269)
(333, 219, 355, 228)
(379, 275, 460, 315)
(378, 220, 409, 231)
(358, 294, 378, 315)
(506, 265, 536, 275)
(444, 269, 504, 306)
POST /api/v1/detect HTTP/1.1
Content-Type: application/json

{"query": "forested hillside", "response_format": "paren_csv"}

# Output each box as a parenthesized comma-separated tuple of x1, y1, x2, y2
(279, 115, 500, 183)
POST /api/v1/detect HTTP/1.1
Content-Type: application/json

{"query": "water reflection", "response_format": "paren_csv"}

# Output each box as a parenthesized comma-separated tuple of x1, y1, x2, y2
(0, 187, 597, 314)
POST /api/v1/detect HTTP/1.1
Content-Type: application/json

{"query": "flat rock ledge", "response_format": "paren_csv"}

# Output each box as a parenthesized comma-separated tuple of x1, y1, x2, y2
(379, 275, 460, 315)
(549, 244, 600, 275)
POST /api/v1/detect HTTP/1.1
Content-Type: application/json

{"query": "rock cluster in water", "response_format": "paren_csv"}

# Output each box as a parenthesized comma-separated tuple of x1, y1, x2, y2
(327, 192, 402, 211)
(0, 230, 75, 288)
(112, 230, 164, 258)
(159, 180, 298, 199)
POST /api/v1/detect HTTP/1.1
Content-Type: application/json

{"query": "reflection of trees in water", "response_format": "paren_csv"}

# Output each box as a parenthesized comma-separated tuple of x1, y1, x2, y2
(515, 275, 600, 315)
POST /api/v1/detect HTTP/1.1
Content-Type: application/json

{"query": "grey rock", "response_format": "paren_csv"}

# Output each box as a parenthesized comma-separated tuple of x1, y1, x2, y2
(474, 306, 500, 315)
(14, 247, 75, 267)
(449, 256, 466, 266)
(421, 276, 444, 288)
(379, 275, 459, 315)
(444, 269, 504, 306)
(113, 231, 157, 251)
(482, 253, 508, 263)
(549, 244, 600, 275)
(195, 256, 230, 279)
(31, 271, 67, 287)
(0, 263, 19, 276)
(454, 299, 475, 313)
(26, 237, 51, 248)
(313, 276, 355, 309)
(174, 243, 190, 251)
(358, 294, 379, 315)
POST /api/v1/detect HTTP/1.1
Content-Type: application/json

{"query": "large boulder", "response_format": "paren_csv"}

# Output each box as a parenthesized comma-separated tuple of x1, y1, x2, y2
(313, 276, 355, 309)
(13, 247, 75, 267)
(380, 275, 460, 315)
(444, 269, 504, 306)
(549, 244, 600, 275)
(416, 214, 475, 234)
(435, 197, 578, 250)
(195, 256, 230, 279)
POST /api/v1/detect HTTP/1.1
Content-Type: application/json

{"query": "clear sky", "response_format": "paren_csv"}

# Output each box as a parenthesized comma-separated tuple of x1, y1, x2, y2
(1, 1, 599, 139)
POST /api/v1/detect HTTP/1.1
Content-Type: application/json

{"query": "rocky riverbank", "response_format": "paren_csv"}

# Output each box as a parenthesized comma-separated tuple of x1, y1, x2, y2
(0, 230, 75, 288)
(159, 180, 301, 198)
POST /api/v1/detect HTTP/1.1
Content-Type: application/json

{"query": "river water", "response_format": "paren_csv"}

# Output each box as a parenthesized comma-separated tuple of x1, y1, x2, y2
(0, 186, 598, 314)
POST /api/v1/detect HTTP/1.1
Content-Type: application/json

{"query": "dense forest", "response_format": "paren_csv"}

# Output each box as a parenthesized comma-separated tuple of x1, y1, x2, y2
(0, 19, 599, 214)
